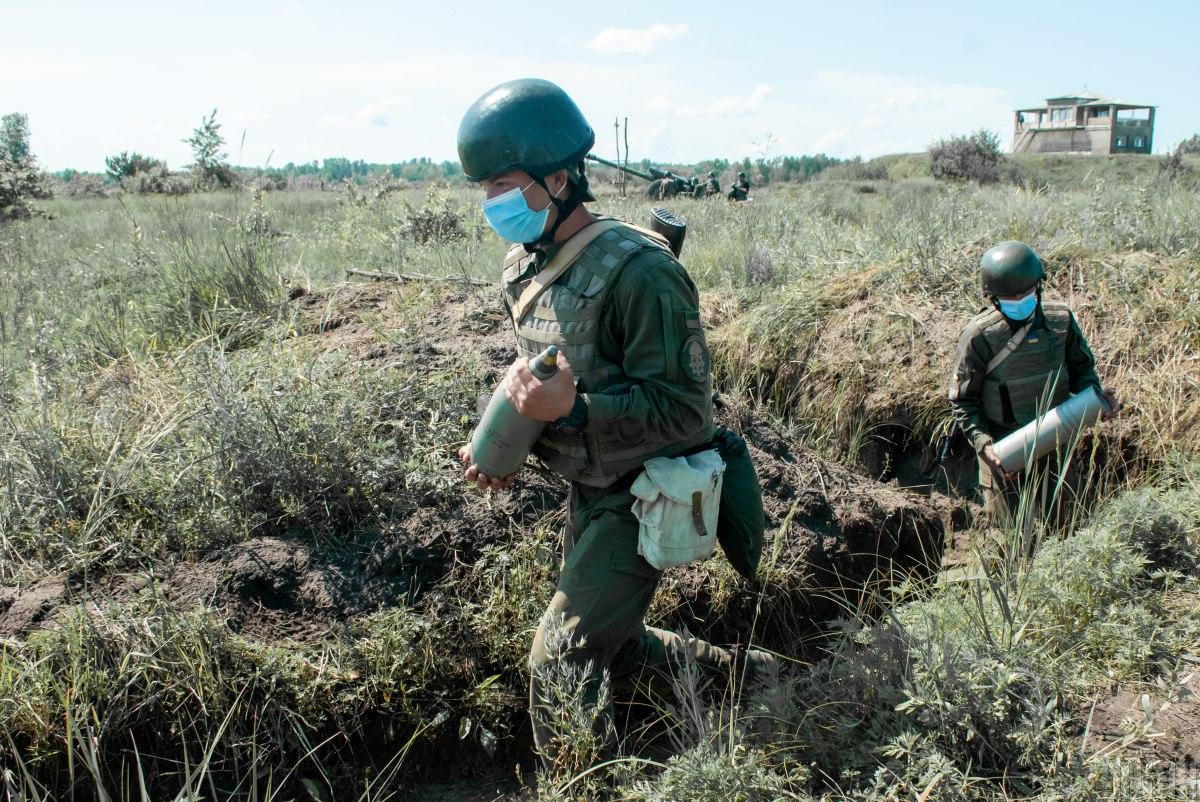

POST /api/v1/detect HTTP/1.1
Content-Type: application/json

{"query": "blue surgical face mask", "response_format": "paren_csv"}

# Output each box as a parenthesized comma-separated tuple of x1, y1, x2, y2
(480, 181, 560, 244)
(998, 290, 1038, 322)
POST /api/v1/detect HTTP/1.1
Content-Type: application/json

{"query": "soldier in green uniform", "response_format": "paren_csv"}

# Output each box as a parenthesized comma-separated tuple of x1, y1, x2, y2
(455, 79, 770, 763)
(948, 241, 1119, 530)
(727, 171, 750, 201)
(704, 170, 720, 196)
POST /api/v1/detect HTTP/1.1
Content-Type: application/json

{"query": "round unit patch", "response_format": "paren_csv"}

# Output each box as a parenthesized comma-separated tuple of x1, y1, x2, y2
(681, 335, 711, 382)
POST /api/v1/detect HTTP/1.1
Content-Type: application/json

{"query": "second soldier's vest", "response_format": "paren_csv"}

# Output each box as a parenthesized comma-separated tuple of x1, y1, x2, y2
(501, 222, 709, 487)
(977, 300, 1072, 429)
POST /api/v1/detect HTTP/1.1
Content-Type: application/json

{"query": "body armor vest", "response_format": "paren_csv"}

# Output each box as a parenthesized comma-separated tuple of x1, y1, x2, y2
(501, 222, 709, 487)
(976, 300, 1072, 428)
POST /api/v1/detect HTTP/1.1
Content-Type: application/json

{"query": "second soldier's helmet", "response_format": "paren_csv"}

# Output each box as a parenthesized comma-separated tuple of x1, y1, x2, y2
(737, 171, 746, 178)
(980, 241, 1046, 296)
(457, 79, 595, 183)
(707, 171, 716, 178)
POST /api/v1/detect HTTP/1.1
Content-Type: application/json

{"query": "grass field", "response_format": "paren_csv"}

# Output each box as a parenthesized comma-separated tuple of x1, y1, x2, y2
(1, 158, 1199, 799)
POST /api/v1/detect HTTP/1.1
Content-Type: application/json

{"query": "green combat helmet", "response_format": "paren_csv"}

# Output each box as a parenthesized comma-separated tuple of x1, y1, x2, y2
(458, 78, 596, 245)
(980, 241, 1046, 296)
(457, 77, 593, 184)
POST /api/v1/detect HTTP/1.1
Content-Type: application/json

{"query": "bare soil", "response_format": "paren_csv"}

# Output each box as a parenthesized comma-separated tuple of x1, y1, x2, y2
(1088, 671, 1200, 770)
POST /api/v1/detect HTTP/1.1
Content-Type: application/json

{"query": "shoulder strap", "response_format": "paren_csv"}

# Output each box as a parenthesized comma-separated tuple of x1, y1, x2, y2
(984, 322, 1031, 375)
(510, 219, 627, 326)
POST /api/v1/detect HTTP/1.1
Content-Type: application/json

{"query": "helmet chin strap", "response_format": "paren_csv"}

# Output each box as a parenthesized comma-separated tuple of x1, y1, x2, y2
(523, 163, 588, 253)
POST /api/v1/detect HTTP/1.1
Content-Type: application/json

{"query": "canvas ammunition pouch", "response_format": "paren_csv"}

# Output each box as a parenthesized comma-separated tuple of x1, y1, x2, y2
(501, 220, 712, 488)
(978, 302, 1072, 428)
(631, 449, 725, 570)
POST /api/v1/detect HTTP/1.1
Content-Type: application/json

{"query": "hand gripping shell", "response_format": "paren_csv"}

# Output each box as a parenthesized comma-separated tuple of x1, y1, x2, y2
(992, 385, 1112, 474)
(469, 345, 560, 479)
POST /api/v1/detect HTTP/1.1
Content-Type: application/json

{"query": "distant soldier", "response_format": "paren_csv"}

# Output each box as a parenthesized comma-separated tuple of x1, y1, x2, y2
(455, 78, 773, 764)
(704, 170, 721, 195)
(727, 171, 750, 201)
(948, 241, 1119, 531)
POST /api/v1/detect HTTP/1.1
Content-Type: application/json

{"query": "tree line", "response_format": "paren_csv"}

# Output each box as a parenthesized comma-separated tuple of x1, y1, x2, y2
(7, 107, 1199, 220)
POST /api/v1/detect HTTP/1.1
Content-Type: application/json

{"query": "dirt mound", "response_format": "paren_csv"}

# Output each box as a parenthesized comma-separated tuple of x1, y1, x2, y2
(0, 577, 68, 637)
(289, 280, 514, 375)
(161, 536, 406, 642)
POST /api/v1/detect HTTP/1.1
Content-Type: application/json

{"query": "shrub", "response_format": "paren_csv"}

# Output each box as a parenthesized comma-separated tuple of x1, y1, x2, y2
(2, 114, 32, 162)
(55, 173, 108, 198)
(930, 130, 1002, 183)
(887, 153, 931, 181)
(817, 156, 889, 182)
(104, 151, 166, 182)
(0, 112, 51, 220)
(1159, 147, 1196, 184)
(623, 745, 797, 802)
(398, 187, 468, 245)
(184, 109, 236, 189)
(1001, 160, 1050, 191)
(248, 171, 289, 192)
(0, 158, 49, 220)
(289, 173, 326, 191)
(119, 164, 191, 195)
(1176, 134, 1200, 156)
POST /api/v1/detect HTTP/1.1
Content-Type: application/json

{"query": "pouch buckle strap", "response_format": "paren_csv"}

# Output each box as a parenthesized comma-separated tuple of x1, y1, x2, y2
(691, 491, 707, 537)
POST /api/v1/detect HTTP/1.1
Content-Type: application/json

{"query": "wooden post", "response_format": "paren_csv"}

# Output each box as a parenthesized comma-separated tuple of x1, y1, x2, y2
(613, 117, 621, 195)
(623, 117, 630, 198)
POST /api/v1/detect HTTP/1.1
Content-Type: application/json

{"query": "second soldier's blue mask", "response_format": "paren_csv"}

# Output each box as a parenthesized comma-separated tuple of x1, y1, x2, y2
(481, 180, 560, 244)
(998, 291, 1038, 322)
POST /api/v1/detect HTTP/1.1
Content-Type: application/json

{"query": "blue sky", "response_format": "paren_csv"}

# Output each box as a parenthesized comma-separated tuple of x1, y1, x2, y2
(3, 0, 1196, 171)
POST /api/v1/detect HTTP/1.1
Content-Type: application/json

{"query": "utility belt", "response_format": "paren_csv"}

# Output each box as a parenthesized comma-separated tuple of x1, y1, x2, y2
(629, 426, 764, 581)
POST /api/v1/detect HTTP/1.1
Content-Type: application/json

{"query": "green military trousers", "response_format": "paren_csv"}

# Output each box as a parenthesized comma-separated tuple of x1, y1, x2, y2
(528, 476, 735, 761)
(978, 451, 1082, 548)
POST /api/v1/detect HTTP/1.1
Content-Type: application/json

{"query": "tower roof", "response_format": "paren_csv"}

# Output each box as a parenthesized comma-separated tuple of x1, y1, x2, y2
(1039, 91, 1153, 108)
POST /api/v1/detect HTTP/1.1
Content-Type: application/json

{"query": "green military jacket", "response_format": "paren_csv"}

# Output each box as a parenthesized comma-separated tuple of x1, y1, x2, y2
(948, 299, 1101, 453)
(501, 220, 715, 487)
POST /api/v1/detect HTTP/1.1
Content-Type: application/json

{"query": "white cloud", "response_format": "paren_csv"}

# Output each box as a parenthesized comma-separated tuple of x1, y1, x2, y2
(642, 96, 672, 113)
(802, 71, 1012, 156)
(676, 84, 772, 117)
(587, 23, 689, 55)
(319, 96, 407, 129)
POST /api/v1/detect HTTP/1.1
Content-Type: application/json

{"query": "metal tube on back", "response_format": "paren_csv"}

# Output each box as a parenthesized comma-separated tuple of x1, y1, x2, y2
(469, 345, 560, 479)
(650, 207, 686, 258)
(992, 386, 1112, 474)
